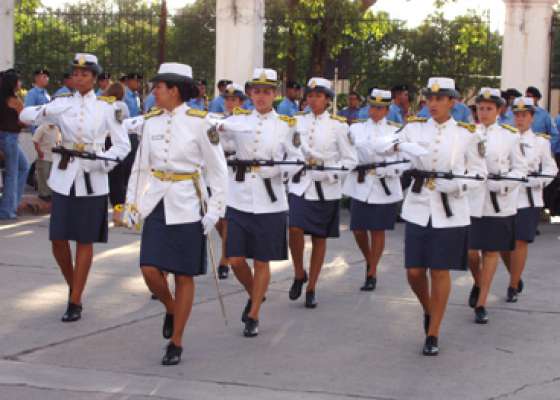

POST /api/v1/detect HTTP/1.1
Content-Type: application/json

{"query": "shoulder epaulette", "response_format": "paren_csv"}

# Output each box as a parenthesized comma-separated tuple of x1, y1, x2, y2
(407, 116, 428, 123)
(387, 120, 403, 128)
(500, 124, 519, 133)
(233, 107, 251, 116)
(330, 114, 347, 123)
(144, 107, 163, 119)
(186, 108, 208, 118)
(53, 92, 72, 99)
(294, 111, 309, 116)
(536, 132, 551, 140)
(278, 114, 296, 127)
(457, 121, 476, 133)
(97, 96, 116, 104)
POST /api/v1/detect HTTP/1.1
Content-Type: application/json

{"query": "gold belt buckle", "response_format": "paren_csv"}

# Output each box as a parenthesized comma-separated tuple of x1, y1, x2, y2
(74, 143, 86, 152)
(308, 158, 317, 167)
(369, 169, 376, 176)
(425, 177, 436, 191)
(250, 166, 260, 173)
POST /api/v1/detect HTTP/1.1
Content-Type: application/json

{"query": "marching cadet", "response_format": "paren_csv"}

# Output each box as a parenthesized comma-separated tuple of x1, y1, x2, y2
(500, 97, 557, 302)
(467, 88, 527, 324)
(393, 77, 487, 356)
(124, 63, 227, 365)
(342, 89, 405, 291)
(214, 82, 246, 280)
(288, 77, 358, 308)
(19, 53, 131, 322)
(218, 68, 303, 337)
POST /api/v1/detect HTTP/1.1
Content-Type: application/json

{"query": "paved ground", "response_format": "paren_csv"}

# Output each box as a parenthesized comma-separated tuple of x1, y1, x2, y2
(1, 209, 560, 400)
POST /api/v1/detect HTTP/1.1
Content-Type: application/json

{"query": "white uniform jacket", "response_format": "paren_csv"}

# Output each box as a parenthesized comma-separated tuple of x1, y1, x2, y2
(288, 111, 358, 201)
(343, 118, 406, 204)
(20, 90, 130, 197)
(220, 109, 304, 214)
(517, 129, 558, 209)
(399, 118, 487, 228)
(468, 122, 528, 217)
(125, 104, 227, 225)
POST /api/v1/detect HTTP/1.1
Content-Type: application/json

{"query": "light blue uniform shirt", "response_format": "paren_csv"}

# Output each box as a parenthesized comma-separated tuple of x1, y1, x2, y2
(416, 103, 473, 123)
(242, 98, 255, 111)
(25, 87, 51, 132)
(498, 107, 515, 126)
(209, 95, 226, 113)
(531, 106, 558, 152)
(124, 88, 141, 117)
(358, 105, 370, 120)
(387, 103, 404, 124)
(143, 93, 156, 113)
(187, 97, 207, 111)
(53, 86, 72, 97)
(276, 97, 298, 117)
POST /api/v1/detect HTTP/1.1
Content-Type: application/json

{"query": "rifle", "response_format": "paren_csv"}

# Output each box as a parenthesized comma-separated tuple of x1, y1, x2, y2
(528, 172, 559, 179)
(486, 174, 528, 213)
(52, 146, 121, 195)
(405, 169, 484, 217)
(354, 159, 410, 183)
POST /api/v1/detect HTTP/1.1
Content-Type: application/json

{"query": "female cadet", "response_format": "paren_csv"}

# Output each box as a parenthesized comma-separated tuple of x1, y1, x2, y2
(287, 77, 358, 308)
(214, 82, 247, 280)
(342, 89, 405, 291)
(124, 63, 227, 365)
(393, 77, 486, 355)
(219, 68, 303, 337)
(500, 97, 557, 302)
(467, 88, 527, 324)
(20, 53, 130, 322)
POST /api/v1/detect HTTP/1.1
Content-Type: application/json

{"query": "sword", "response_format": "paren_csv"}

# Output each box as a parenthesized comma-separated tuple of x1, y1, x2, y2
(192, 175, 228, 327)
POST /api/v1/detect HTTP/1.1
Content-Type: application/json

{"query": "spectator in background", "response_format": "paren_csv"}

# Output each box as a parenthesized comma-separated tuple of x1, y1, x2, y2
(24, 68, 51, 132)
(498, 90, 515, 125)
(387, 84, 409, 124)
(124, 72, 142, 117)
(242, 81, 255, 110)
(96, 72, 111, 96)
(187, 79, 208, 111)
(525, 86, 558, 148)
(277, 81, 301, 117)
(0, 70, 29, 220)
(32, 123, 61, 202)
(338, 91, 363, 124)
(208, 79, 232, 113)
(53, 72, 74, 97)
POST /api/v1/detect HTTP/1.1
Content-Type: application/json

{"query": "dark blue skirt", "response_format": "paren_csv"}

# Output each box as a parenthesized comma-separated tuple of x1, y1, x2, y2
(288, 193, 340, 238)
(515, 207, 541, 243)
(405, 221, 468, 270)
(49, 187, 108, 244)
(350, 199, 398, 231)
(225, 207, 288, 262)
(469, 216, 515, 251)
(140, 201, 207, 276)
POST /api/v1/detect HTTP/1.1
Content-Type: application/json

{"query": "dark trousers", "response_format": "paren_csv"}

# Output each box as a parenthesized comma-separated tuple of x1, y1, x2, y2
(107, 134, 138, 206)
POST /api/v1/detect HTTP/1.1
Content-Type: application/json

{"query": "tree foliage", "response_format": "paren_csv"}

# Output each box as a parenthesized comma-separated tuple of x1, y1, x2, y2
(14, 0, 501, 97)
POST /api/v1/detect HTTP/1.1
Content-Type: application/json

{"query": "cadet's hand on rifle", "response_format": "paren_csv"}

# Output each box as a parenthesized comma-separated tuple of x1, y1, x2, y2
(525, 177, 543, 189)
(397, 142, 429, 157)
(435, 179, 463, 195)
(258, 165, 280, 179)
(487, 179, 507, 195)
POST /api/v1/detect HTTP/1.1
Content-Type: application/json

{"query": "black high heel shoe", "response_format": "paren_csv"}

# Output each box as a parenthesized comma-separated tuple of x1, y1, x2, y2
(161, 342, 182, 366)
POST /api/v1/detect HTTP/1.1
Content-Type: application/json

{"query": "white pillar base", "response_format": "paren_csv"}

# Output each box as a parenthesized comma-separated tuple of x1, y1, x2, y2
(215, 0, 264, 95)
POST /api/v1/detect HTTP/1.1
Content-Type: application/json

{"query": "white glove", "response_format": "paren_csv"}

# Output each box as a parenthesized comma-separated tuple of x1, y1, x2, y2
(398, 142, 429, 157)
(122, 205, 141, 230)
(525, 177, 542, 189)
(487, 179, 507, 195)
(435, 179, 462, 194)
(258, 165, 280, 179)
(202, 212, 219, 235)
(373, 166, 387, 178)
(310, 170, 329, 182)
(372, 136, 398, 153)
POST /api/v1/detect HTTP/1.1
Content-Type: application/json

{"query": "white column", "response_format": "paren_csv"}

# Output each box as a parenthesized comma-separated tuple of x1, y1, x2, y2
(501, 0, 556, 106)
(0, 0, 15, 70)
(215, 0, 264, 95)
